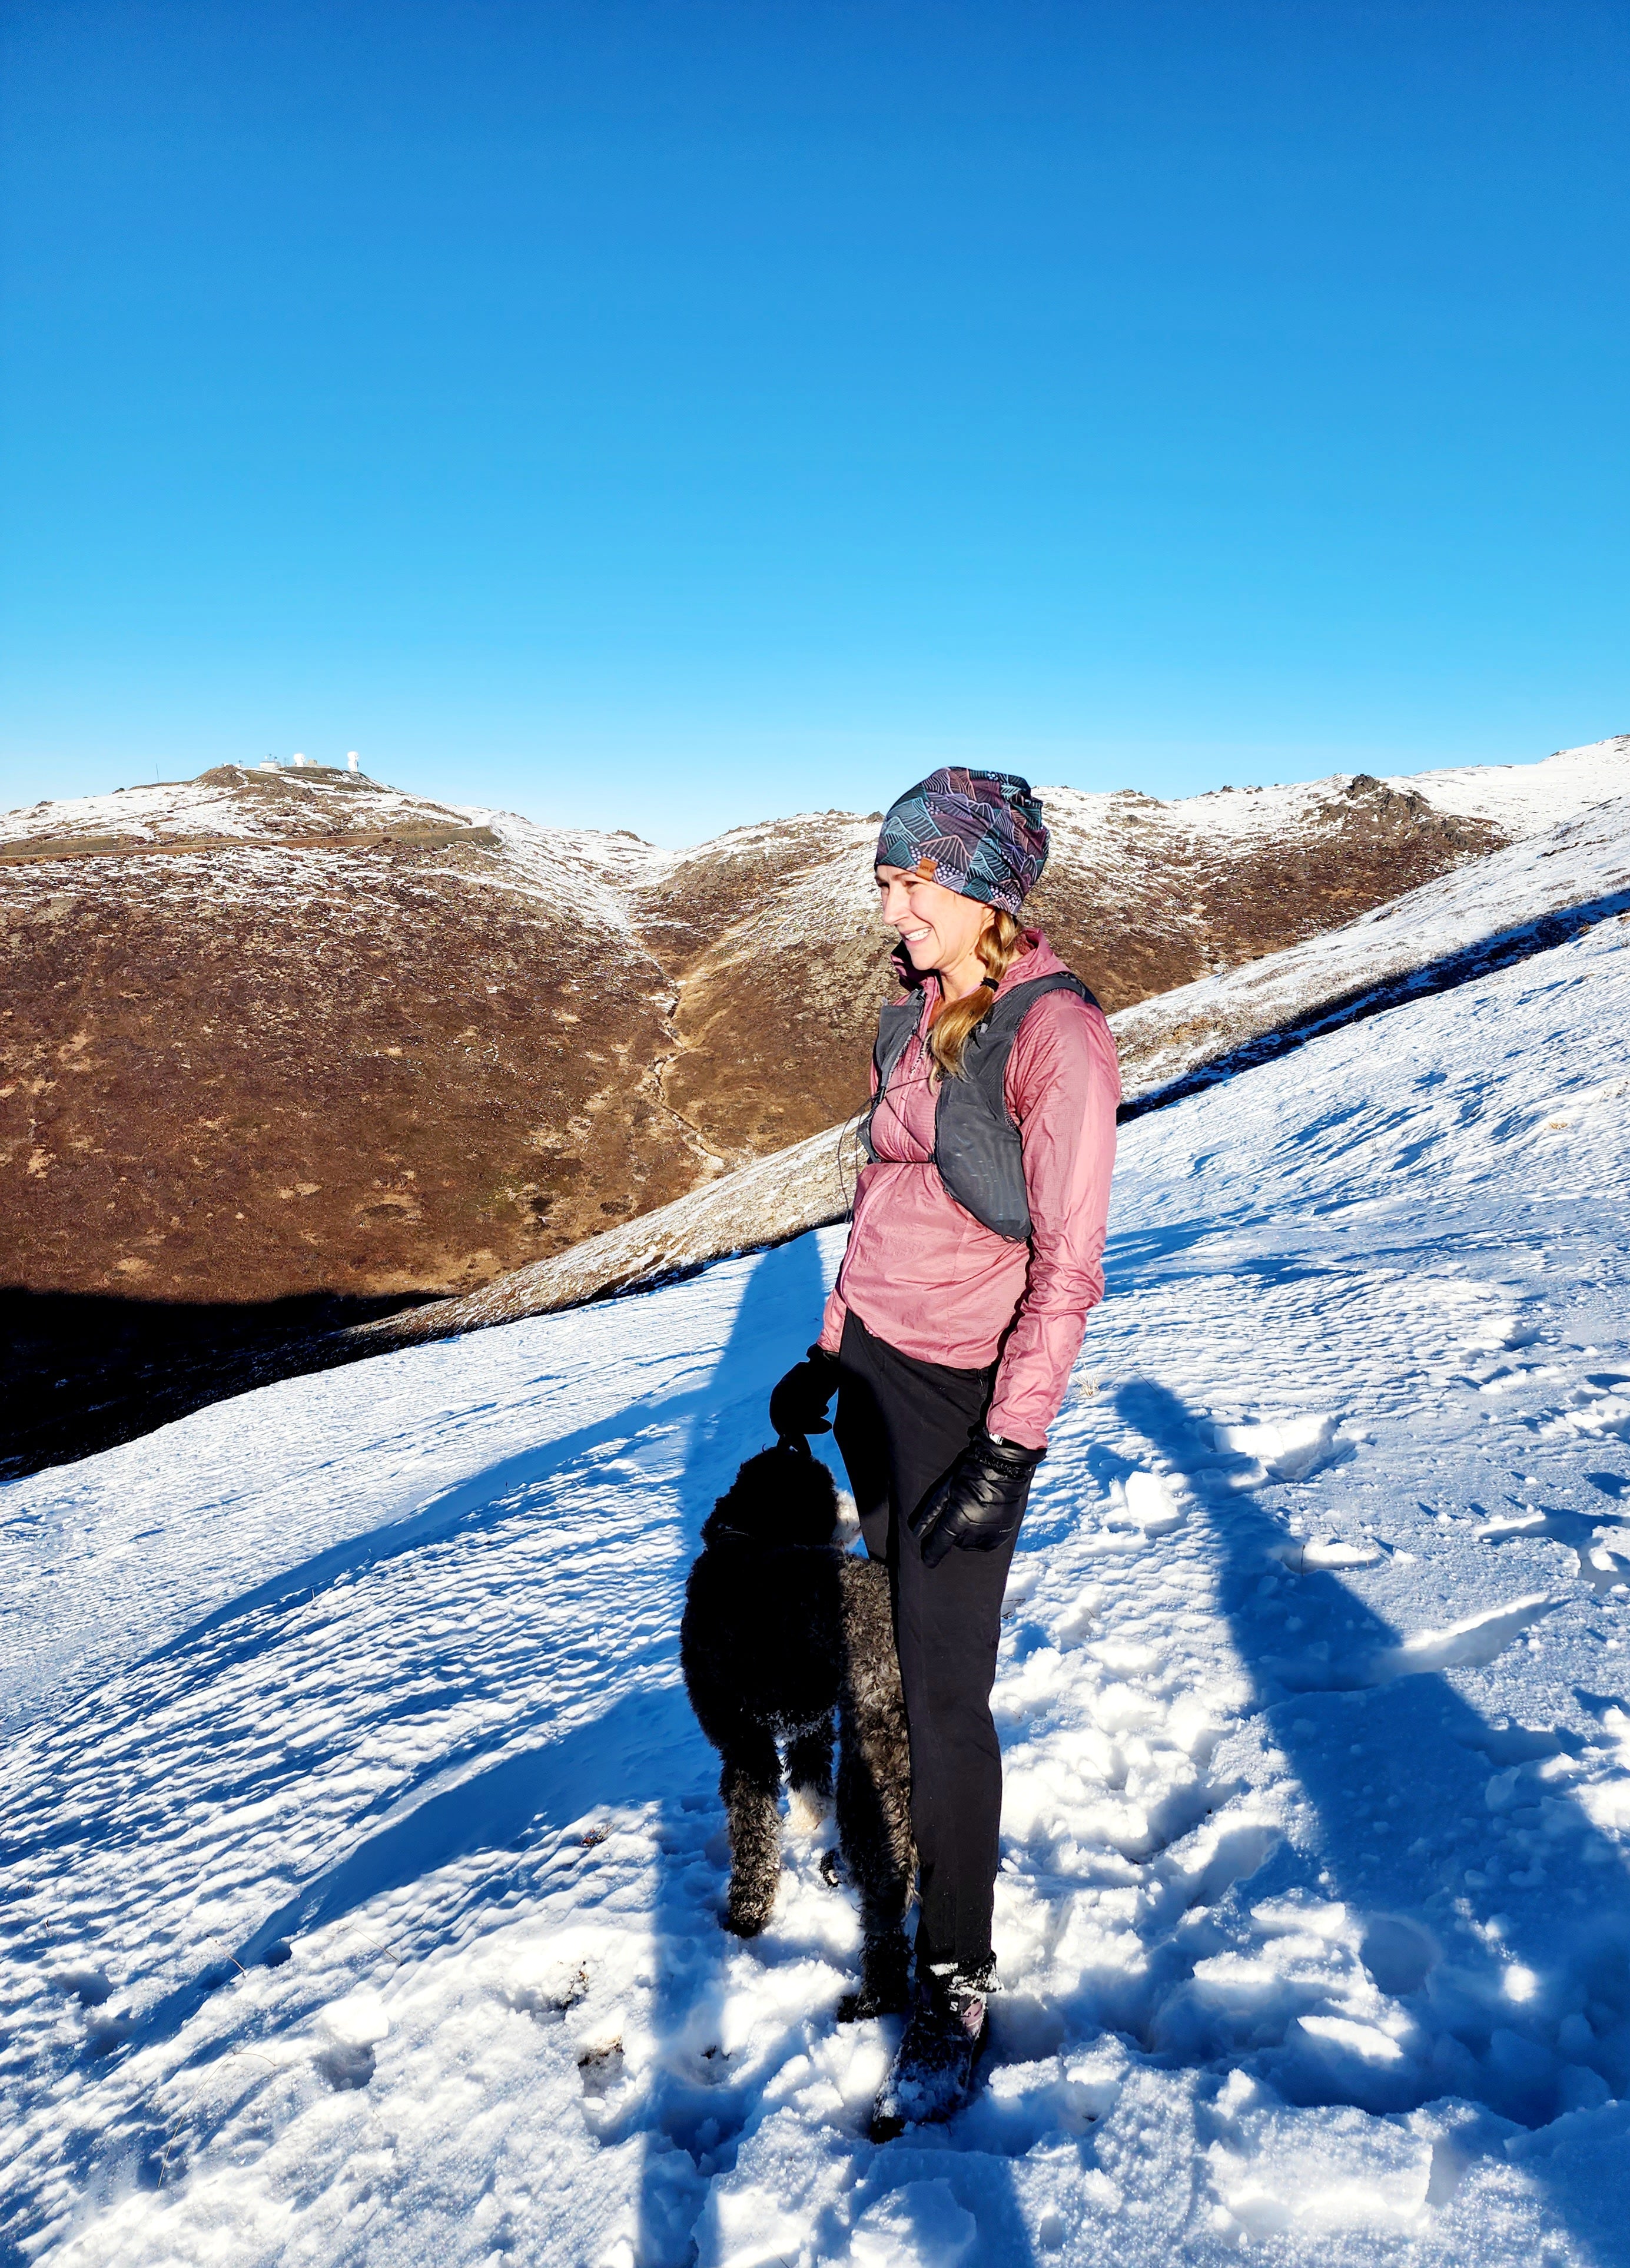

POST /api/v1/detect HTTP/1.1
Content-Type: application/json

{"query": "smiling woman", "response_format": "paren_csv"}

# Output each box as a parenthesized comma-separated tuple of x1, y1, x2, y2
(875, 878, 1025, 1077)
(768, 765, 1121, 2136)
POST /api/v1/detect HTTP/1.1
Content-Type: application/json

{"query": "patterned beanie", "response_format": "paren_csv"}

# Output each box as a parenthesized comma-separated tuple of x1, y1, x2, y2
(874, 768, 1048, 915)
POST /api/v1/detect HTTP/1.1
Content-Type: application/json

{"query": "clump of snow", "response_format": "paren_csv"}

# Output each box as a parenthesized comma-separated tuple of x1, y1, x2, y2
(2, 874, 1628, 2263)
(1204, 1414, 1350, 1483)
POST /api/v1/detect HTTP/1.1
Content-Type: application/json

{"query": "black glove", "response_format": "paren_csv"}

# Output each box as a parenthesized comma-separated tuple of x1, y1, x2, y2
(909, 1428, 1044, 1569)
(769, 1344, 840, 1438)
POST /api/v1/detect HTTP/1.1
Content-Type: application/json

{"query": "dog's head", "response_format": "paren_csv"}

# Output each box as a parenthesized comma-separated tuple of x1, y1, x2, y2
(701, 1435, 841, 1550)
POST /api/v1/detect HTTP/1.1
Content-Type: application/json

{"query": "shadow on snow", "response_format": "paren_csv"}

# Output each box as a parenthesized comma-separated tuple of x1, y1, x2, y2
(1105, 1374, 1630, 2264)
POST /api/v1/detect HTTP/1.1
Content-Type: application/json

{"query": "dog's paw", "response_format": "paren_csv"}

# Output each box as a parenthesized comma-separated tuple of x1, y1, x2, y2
(723, 1899, 771, 1939)
(844, 1966, 911, 2020)
(841, 1933, 912, 2021)
(819, 1846, 844, 1888)
(837, 1980, 909, 2022)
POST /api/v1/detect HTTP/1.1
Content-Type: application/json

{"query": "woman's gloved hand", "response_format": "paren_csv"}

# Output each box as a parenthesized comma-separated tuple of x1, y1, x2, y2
(909, 1429, 1044, 1569)
(769, 1344, 841, 1438)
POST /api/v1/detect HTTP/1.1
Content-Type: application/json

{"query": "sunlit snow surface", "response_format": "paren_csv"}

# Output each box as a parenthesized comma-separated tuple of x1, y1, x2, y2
(4, 916, 1630, 2266)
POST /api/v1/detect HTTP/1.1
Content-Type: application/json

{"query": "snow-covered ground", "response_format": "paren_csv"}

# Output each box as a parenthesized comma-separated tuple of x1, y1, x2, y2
(1385, 735, 1630, 833)
(1049, 730, 1630, 851)
(3, 909, 1629, 2263)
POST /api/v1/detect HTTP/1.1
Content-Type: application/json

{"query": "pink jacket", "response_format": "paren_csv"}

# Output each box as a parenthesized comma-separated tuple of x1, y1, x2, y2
(818, 933, 1120, 1448)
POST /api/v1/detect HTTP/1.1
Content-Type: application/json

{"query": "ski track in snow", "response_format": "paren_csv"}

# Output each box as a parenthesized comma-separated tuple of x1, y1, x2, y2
(3, 919, 1630, 2264)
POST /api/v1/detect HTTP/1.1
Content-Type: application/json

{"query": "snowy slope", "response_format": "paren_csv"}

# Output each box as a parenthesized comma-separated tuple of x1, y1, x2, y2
(4, 898, 1629, 2262)
(0, 767, 674, 927)
(1024, 729, 1630, 870)
(1393, 734, 1630, 832)
(8, 728, 1621, 888)
(1113, 791, 1630, 1105)
(0, 771, 467, 848)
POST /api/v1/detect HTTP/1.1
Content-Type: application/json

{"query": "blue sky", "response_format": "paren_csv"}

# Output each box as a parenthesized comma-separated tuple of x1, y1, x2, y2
(2, 1, 1625, 843)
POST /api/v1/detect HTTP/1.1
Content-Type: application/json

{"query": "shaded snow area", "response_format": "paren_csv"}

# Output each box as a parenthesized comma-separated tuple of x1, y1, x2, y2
(4, 920, 1630, 2267)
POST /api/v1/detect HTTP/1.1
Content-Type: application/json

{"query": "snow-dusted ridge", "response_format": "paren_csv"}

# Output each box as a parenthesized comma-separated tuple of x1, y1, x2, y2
(4, 730, 1625, 1401)
(1114, 793, 1630, 1111)
(2, 864, 1627, 2263)
(6, 731, 1624, 873)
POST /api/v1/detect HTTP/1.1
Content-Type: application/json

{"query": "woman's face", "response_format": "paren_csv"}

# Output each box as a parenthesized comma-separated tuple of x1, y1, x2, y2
(875, 864, 992, 974)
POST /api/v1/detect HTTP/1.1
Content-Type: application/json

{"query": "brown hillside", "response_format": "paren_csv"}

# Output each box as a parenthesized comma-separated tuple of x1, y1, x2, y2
(1, 767, 697, 1306)
(2, 761, 1502, 1310)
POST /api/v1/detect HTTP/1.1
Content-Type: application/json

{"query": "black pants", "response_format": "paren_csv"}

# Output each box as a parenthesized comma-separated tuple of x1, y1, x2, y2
(832, 1310, 1023, 1972)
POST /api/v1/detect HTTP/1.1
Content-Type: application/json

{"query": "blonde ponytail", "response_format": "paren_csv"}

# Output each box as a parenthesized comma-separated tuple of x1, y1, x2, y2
(926, 908, 1028, 1080)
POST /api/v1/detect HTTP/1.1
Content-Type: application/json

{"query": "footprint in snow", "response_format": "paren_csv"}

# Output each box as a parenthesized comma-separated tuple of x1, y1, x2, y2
(51, 1967, 112, 2007)
(315, 1990, 389, 2091)
(576, 2038, 625, 2099)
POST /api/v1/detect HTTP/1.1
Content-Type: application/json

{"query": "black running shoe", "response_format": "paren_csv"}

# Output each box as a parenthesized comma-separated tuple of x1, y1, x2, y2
(868, 1958, 994, 2140)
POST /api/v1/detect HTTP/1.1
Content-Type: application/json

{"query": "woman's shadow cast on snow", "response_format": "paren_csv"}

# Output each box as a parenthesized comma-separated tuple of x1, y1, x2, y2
(1108, 1374, 1630, 2259)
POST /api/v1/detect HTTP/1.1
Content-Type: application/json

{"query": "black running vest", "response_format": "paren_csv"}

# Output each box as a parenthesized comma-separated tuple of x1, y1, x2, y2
(857, 971, 1100, 1242)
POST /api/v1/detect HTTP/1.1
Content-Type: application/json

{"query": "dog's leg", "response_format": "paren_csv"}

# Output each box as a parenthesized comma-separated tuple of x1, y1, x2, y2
(834, 1727, 914, 2017)
(719, 1722, 784, 1938)
(785, 1715, 835, 1836)
(835, 1561, 917, 2020)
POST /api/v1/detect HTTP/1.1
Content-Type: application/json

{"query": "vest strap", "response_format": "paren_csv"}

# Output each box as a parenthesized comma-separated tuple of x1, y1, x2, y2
(857, 969, 1099, 1241)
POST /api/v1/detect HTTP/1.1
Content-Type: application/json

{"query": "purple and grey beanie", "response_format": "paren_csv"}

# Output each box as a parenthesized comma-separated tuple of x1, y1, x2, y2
(874, 768, 1048, 915)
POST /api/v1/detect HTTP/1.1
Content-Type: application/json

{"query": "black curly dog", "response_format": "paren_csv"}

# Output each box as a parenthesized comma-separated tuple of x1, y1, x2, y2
(680, 1435, 915, 2018)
